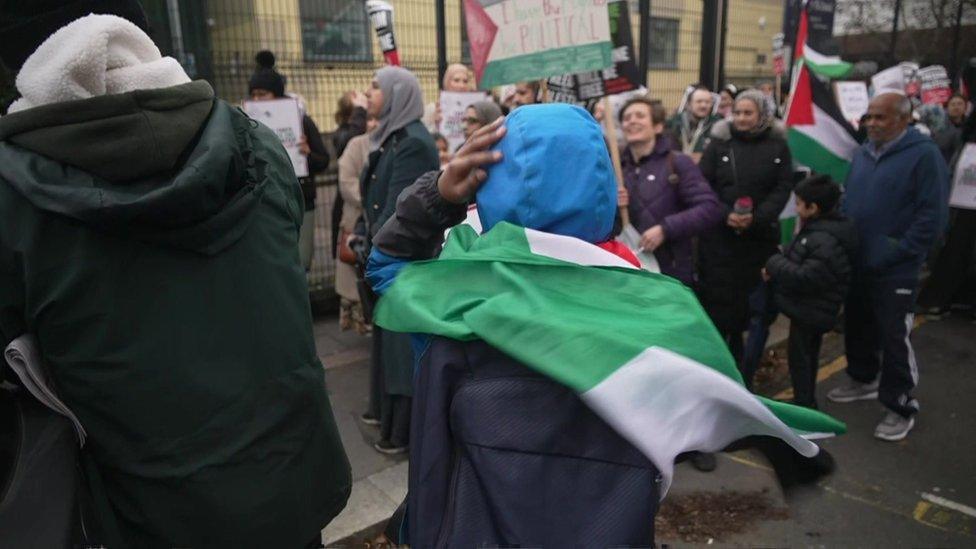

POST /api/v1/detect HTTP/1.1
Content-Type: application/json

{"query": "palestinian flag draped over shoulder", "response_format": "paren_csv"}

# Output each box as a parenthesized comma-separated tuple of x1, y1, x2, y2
(375, 222, 846, 494)
(786, 4, 859, 184)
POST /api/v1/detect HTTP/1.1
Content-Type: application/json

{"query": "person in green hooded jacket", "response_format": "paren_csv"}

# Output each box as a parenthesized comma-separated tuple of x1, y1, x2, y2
(0, 3, 350, 547)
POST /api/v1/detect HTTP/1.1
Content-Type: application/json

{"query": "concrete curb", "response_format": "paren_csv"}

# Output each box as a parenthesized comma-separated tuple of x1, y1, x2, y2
(321, 461, 408, 546)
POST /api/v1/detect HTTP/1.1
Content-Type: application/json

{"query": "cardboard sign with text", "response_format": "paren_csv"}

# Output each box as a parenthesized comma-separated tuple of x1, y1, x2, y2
(834, 81, 870, 128)
(950, 143, 976, 211)
(243, 98, 308, 178)
(546, 0, 640, 105)
(439, 91, 490, 152)
(900, 61, 921, 97)
(871, 66, 906, 96)
(919, 65, 952, 105)
(463, 0, 614, 90)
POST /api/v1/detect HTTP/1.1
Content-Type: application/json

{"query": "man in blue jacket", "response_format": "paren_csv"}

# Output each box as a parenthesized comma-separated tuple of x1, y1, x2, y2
(829, 92, 949, 441)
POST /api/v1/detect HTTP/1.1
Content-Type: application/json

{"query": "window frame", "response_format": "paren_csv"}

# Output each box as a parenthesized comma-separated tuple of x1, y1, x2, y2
(647, 16, 679, 71)
(299, 0, 374, 63)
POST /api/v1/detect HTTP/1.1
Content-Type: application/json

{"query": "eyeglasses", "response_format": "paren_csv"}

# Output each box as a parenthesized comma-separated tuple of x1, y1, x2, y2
(463, 117, 481, 125)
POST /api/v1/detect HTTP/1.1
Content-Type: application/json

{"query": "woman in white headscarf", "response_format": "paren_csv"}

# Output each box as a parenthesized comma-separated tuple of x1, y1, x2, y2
(360, 65, 440, 454)
(697, 89, 794, 392)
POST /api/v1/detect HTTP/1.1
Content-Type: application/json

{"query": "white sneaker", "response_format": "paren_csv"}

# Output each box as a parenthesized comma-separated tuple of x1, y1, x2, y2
(874, 411, 915, 441)
(827, 378, 879, 403)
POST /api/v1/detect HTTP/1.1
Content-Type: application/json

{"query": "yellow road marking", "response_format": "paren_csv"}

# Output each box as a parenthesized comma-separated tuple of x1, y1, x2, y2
(914, 500, 932, 520)
(721, 452, 773, 472)
(714, 456, 974, 539)
(913, 496, 975, 537)
(824, 487, 974, 539)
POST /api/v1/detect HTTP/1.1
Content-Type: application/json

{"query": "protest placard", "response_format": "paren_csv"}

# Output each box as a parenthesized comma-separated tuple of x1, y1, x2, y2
(834, 81, 870, 128)
(242, 98, 308, 178)
(439, 91, 490, 152)
(545, 0, 640, 106)
(871, 65, 906, 96)
(463, 0, 614, 89)
(900, 61, 920, 97)
(949, 143, 976, 210)
(919, 65, 952, 105)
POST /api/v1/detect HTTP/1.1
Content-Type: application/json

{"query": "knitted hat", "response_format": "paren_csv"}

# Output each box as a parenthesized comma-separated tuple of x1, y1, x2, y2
(0, 0, 149, 72)
(248, 50, 285, 98)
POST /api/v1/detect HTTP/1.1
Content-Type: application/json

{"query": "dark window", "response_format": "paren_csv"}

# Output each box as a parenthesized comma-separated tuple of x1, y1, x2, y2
(648, 17, 679, 70)
(299, 0, 372, 62)
(756, 53, 767, 65)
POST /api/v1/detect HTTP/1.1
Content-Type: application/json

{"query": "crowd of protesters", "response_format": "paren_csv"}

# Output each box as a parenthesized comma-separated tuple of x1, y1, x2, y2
(238, 49, 976, 456)
(319, 61, 970, 456)
(0, 2, 972, 544)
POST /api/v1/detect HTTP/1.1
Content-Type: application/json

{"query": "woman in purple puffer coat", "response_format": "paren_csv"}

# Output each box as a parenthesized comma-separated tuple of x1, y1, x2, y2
(620, 97, 724, 286)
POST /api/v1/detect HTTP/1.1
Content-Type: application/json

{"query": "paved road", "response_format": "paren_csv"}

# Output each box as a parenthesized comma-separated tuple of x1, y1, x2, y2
(663, 315, 975, 547)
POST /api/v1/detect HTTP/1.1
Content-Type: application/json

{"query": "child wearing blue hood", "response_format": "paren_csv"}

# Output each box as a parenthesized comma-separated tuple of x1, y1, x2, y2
(366, 105, 839, 546)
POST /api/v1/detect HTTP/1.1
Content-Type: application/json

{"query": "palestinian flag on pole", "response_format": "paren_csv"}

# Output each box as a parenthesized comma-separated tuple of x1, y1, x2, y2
(793, 2, 851, 79)
(785, 3, 860, 185)
(786, 62, 860, 184)
(375, 222, 846, 495)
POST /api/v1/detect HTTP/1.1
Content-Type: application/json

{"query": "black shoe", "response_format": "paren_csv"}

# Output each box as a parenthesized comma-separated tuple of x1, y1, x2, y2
(374, 439, 408, 455)
(690, 451, 717, 472)
(360, 412, 380, 426)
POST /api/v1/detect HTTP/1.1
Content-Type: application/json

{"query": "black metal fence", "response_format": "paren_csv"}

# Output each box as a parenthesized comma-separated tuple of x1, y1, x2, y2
(132, 0, 786, 307)
(2, 1, 971, 311)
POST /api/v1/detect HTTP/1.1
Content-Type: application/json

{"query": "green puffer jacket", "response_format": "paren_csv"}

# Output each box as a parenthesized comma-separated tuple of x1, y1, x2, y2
(0, 81, 350, 548)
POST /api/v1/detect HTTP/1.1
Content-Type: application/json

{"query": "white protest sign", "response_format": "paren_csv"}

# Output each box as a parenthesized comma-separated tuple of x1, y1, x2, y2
(900, 61, 921, 97)
(243, 98, 308, 177)
(919, 65, 952, 105)
(949, 143, 976, 210)
(439, 91, 489, 152)
(834, 81, 870, 128)
(871, 66, 906, 96)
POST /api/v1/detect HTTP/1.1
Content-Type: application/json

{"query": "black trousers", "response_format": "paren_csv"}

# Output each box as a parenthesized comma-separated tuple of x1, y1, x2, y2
(920, 208, 976, 309)
(844, 276, 920, 418)
(370, 328, 412, 446)
(787, 322, 824, 409)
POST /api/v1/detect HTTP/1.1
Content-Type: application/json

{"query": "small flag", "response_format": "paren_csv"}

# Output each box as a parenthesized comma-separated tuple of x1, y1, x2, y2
(786, 61, 860, 184)
(793, 4, 852, 79)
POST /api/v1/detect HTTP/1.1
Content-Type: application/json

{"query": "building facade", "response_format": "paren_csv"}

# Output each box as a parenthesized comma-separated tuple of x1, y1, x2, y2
(144, 0, 784, 131)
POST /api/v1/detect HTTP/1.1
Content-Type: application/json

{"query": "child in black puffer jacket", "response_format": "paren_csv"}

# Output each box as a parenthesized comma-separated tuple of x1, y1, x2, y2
(763, 175, 858, 409)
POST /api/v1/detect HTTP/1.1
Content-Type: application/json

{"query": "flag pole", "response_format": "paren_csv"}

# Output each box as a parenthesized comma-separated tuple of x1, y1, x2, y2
(602, 96, 630, 227)
(776, 72, 782, 109)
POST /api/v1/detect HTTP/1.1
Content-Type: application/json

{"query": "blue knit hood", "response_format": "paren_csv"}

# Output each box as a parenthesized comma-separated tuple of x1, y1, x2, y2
(476, 104, 616, 244)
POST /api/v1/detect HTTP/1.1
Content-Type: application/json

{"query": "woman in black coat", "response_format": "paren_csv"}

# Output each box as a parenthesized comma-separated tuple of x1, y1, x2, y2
(361, 66, 440, 454)
(697, 89, 794, 378)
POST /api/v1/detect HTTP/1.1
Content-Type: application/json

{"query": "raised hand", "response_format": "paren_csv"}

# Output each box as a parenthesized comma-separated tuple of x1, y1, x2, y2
(437, 117, 507, 204)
